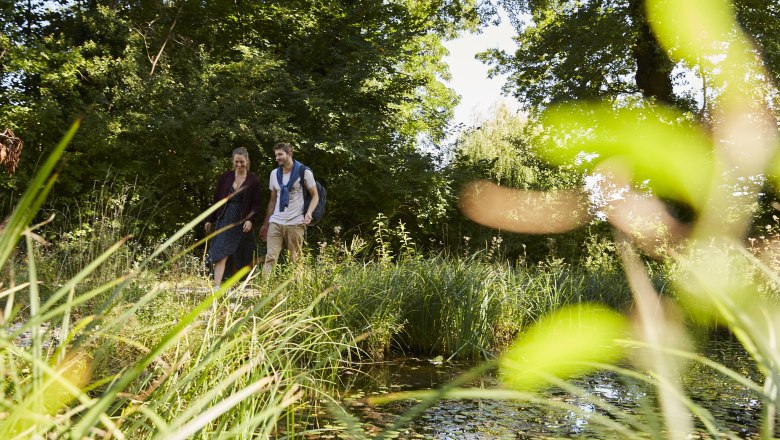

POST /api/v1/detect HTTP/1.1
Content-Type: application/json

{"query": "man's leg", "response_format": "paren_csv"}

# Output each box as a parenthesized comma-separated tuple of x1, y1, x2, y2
(285, 225, 306, 279)
(285, 224, 306, 263)
(263, 223, 284, 277)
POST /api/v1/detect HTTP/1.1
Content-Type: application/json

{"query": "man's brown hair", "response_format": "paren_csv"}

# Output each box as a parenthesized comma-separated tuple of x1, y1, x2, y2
(273, 142, 293, 154)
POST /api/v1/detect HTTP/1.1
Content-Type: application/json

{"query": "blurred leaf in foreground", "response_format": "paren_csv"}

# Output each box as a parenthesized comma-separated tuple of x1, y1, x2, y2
(0, 350, 91, 437)
(459, 180, 591, 234)
(500, 304, 629, 392)
(539, 103, 714, 211)
(647, 0, 737, 63)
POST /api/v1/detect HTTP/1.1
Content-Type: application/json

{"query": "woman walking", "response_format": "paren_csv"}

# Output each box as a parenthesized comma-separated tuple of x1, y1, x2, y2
(204, 147, 262, 288)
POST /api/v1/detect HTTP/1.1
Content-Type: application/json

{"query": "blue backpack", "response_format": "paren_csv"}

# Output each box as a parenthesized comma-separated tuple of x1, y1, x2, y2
(276, 161, 326, 225)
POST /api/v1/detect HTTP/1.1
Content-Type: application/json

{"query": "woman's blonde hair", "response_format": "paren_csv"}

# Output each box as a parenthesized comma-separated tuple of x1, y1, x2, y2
(232, 146, 249, 159)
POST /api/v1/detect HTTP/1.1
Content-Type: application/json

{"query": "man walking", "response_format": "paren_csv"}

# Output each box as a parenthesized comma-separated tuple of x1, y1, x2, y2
(260, 142, 319, 276)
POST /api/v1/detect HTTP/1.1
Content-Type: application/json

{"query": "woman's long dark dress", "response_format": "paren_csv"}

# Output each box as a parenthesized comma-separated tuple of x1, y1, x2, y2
(206, 187, 256, 278)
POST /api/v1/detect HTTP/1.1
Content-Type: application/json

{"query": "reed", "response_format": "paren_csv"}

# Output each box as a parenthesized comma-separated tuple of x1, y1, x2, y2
(363, 1, 780, 438)
(0, 124, 356, 439)
(287, 252, 635, 361)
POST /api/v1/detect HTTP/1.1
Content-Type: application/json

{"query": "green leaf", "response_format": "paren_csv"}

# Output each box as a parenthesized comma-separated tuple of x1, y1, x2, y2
(539, 103, 714, 209)
(646, 0, 738, 65)
(500, 303, 629, 392)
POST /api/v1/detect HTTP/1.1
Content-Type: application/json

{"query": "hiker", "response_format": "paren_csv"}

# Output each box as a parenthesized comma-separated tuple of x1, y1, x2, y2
(204, 147, 262, 289)
(260, 142, 319, 276)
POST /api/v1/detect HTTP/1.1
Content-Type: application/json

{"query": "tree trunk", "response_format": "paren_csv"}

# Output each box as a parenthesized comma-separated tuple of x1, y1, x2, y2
(629, 0, 676, 106)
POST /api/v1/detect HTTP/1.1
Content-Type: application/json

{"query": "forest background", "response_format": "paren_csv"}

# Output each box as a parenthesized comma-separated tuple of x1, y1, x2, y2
(4, 1, 780, 437)
(2, 0, 780, 263)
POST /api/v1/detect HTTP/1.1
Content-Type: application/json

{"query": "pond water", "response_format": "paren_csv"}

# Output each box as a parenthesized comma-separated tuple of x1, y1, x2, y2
(321, 332, 771, 439)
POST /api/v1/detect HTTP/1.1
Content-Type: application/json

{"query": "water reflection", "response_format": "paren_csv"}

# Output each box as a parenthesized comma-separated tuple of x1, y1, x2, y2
(333, 333, 772, 438)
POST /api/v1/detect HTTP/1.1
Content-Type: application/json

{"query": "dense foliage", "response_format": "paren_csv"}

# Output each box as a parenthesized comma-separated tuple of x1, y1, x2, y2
(0, 0, 482, 240)
(459, 0, 780, 260)
(485, 0, 780, 119)
(4, 0, 780, 263)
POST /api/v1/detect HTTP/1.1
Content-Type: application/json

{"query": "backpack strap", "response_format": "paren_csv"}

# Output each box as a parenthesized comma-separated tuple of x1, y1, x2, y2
(300, 165, 311, 215)
(300, 164, 309, 186)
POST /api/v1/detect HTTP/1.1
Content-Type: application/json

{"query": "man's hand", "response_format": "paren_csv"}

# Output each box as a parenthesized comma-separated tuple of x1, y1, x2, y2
(205, 222, 213, 234)
(242, 220, 252, 233)
(303, 213, 312, 225)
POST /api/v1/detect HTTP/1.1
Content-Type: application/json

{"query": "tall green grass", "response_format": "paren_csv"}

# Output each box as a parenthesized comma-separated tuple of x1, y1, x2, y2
(7, 119, 762, 438)
(360, 1, 780, 438)
(0, 123, 356, 439)
(38, 179, 150, 286)
(286, 251, 635, 361)
(1, 142, 641, 440)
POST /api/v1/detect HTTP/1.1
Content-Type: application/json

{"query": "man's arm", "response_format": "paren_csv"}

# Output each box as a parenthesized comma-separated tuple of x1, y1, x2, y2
(259, 188, 277, 240)
(303, 183, 319, 225)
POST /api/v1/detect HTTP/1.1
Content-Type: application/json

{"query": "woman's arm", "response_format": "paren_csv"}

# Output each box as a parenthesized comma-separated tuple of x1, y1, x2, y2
(241, 174, 263, 232)
(249, 174, 263, 222)
(206, 171, 231, 225)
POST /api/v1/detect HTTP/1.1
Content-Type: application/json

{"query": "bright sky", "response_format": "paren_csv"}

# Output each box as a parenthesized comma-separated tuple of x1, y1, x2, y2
(443, 14, 521, 131)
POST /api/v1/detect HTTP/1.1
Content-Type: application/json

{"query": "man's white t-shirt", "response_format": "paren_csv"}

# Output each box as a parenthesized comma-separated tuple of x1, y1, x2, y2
(268, 167, 316, 225)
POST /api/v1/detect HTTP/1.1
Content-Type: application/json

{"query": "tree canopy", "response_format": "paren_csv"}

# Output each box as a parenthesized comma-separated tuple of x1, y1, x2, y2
(484, 0, 780, 118)
(1, 0, 483, 238)
(5, 0, 779, 262)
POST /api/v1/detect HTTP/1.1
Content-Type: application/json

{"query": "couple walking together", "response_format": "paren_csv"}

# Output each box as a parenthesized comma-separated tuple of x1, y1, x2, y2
(204, 142, 320, 288)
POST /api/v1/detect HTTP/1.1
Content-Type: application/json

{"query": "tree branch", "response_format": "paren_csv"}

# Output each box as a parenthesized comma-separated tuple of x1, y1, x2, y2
(149, 3, 184, 77)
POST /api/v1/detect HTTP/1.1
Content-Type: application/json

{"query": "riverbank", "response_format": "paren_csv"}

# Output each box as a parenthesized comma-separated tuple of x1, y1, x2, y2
(4, 196, 777, 439)
(3, 240, 644, 438)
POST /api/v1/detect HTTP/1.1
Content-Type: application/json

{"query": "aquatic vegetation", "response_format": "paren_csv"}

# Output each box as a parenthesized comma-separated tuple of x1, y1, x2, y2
(370, 0, 780, 438)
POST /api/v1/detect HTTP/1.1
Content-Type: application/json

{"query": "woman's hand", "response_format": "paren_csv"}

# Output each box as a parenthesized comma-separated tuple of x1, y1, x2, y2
(242, 220, 252, 233)
(205, 222, 213, 233)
